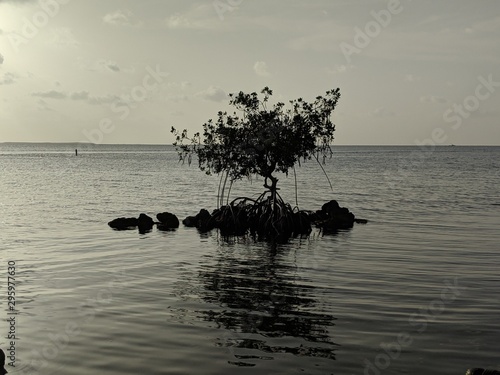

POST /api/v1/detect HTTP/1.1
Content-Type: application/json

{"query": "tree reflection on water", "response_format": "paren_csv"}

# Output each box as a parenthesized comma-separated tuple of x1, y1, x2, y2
(198, 240, 339, 366)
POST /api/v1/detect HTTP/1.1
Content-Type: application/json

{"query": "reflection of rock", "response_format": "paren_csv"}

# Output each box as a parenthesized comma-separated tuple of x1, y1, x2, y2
(108, 217, 138, 230)
(354, 218, 368, 224)
(138, 213, 154, 233)
(156, 212, 179, 230)
(224, 338, 337, 362)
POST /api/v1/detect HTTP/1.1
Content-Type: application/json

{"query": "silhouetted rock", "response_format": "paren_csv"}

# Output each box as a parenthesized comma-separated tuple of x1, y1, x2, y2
(138, 213, 154, 233)
(196, 209, 213, 232)
(156, 212, 179, 229)
(314, 200, 356, 231)
(108, 217, 138, 230)
(322, 200, 340, 213)
(293, 211, 312, 237)
(182, 209, 215, 232)
(183, 216, 198, 227)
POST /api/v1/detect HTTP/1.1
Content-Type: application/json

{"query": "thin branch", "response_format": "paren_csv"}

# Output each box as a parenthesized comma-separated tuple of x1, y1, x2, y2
(313, 154, 333, 192)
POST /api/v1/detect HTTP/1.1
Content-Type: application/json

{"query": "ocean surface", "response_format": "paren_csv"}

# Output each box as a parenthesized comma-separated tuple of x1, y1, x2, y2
(0, 143, 499, 375)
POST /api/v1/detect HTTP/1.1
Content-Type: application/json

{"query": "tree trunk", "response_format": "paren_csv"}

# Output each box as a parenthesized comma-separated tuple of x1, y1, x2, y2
(264, 174, 279, 208)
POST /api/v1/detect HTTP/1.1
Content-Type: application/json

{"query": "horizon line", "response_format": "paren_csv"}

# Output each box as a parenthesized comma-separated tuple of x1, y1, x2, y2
(1, 142, 499, 147)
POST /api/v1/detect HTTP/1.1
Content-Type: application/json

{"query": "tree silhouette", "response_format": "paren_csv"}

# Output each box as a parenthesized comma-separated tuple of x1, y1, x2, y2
(171, 87, 341, 241)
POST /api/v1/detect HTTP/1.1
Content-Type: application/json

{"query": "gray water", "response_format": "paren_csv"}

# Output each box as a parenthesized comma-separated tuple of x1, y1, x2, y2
(0, 143, 499, 375)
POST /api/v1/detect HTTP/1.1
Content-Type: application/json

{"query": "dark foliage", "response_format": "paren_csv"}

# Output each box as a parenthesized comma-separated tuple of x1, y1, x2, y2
(171, 87, 341, 242)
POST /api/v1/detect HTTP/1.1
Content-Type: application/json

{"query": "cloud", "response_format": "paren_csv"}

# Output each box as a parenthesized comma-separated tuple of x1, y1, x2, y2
(166, 13, 194, 29)
(166, 93, 189, 102)
(32, 89, 122, 105)
(164, 5, 216, 30)
(404, 74, 421, 83)
(0, 0, 37, 3)
(373, 107, 395, 117)
(49, 27, 79, 48)
(78, 59, 124, 73)
(36, 98, 52, 111)
(70, 91, 89, 100)
(103, 9, 140, 27)
(253, 61, 271, 77)
(86, 94, 122, 105)
(327, 64, 354, 75)
(197, 86, 227, 102)
(0, 72, 17, 85)
(97, 60, 120, 72)
(420, 95, 449, 104)
(32, 90, 67, 99)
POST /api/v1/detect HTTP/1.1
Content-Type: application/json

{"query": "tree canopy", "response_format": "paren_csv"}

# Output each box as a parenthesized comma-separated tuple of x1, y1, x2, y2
(172, 87, 341, 193)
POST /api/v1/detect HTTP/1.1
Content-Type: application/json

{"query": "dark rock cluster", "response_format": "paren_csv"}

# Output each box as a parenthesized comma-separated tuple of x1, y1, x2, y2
(108, 200, 368, 238)
(309, 200, 362, 232)
(108, 212, 179, 234)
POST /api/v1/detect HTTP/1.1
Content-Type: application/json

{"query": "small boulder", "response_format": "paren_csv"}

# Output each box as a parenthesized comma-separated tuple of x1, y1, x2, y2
(182, 209, 214, 231)
(156, 212, 179, 229)
(293, 211, 312, 237)
(138, 213, 154, 233)
(183, 215, 198, 227)
(108, 217, 138, 230)
(318, 200, 356, 231)
(196, 209, 213, 232)
(322, 200, 340, 213)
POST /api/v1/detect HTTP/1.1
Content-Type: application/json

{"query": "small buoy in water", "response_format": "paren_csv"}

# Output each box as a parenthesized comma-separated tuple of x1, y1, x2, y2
(75, 148, 78, 156)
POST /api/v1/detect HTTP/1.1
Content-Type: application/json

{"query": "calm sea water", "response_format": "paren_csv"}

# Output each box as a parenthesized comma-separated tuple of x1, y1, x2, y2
(0, 143, 499, 375)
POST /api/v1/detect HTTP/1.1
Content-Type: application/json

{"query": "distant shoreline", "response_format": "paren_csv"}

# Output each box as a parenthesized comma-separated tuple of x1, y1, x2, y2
(1, 142, 499, 147)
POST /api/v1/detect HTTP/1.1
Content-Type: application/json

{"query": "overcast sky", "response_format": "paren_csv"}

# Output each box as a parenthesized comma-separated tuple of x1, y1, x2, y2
(0, 0, 499, 145)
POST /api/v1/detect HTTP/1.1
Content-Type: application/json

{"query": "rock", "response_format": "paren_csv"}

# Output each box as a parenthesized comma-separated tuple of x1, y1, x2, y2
(196, 209, 213, 232)
(317, 200, 355, 231)
(322, 200, 340, 213)
(156, 212, 179, 229)
(108, 217, 138, 230)
(293, 211, 311, 236)
(322, 211, 355, 231)
(182, 209, 214, 232)
(182, 216, 198, 227)
(138, 213, 154, 233)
